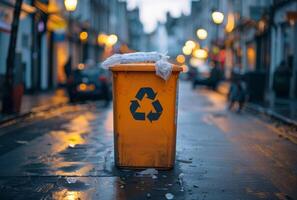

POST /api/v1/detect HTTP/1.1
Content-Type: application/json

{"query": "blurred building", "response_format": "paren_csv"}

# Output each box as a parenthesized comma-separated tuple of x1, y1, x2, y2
(223, 0, 297, 101)
(0, 0, 39, 93)
(268, 0, 297, 100)
(142, 29, 157, 52)
(165, 0, 296, 102)
(0, 0, 130, 96)
(127, 7, 145, 51)
(166, 13, 191, 57)
(50, 0, 129, 86)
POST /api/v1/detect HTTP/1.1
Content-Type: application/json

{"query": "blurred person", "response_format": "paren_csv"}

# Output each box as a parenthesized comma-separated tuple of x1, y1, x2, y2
(208, 61, 223, 90)
(227, 74, 247, 113)
(64, 57, 72, 80)
(273, 60, 291, 97)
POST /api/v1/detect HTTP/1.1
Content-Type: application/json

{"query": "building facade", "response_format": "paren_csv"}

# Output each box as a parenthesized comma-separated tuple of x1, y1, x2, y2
(0, 0, 130, 94)
(127, 7, 145, 51)
(164, 0, 296, 102)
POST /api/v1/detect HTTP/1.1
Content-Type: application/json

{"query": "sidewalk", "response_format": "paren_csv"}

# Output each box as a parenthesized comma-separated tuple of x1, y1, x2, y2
(248, 99, 297, 127)
(217, 82, 297, 127)
(0, 89, 68, 125)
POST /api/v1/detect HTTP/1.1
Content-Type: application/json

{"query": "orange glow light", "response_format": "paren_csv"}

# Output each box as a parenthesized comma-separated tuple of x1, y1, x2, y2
(80, 31, 88, 41)
(176, 54, 185, 64)
(225, 13, 235, 33)
(97, 33, 108, 46)
(106, 34, 118, 46)
(78, 83, 87, 91)
(193, 49, 208, 59)
(78, 63, 85, 70)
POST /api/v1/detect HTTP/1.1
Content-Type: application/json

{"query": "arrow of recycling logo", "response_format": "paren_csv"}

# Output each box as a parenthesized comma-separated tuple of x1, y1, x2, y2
(130, 87, 163, 122)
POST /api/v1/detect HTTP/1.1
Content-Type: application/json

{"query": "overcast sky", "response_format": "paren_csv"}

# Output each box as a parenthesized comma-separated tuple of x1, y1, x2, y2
(126, 0, 191, 33)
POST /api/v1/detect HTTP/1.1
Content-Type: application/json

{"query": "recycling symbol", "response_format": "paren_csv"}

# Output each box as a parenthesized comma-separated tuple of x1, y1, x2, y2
(130, 87, 163, 122)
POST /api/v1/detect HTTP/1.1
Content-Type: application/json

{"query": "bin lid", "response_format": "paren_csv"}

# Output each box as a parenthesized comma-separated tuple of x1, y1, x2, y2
(109, 63, 183, 72)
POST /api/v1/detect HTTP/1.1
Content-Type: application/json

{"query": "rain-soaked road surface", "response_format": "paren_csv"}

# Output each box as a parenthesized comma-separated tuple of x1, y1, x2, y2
(0, 82, 296, 200)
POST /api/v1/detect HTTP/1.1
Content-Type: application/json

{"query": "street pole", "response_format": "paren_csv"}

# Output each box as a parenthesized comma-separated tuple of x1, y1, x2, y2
(290, 22, 297, 98)
(68, 12, 72, 61)
(216, 24, 219, 43)
(30, 0, 38, 92)
(2, 0, 23, 114)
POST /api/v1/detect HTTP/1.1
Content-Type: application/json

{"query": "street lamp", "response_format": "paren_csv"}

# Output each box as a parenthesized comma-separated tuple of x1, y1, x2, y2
(211, 11, 224, 43)
(97, 33, 108, 46)
(64, 0, 78, 12)
(193, 49, 208, 60)
(212, 11, 224, 25)
(176, 54, 185, 64)
(79, 31, 88, 42)
(64, 0, 77, 66)
(196, 28, 208, 40)
(106, 34, 118, 47)
(182, 46, 192, 55)
(185, 40, 196, 50)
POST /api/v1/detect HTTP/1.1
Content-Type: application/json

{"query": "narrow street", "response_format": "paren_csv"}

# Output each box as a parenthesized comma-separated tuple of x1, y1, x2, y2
(0, 82, 296, 200)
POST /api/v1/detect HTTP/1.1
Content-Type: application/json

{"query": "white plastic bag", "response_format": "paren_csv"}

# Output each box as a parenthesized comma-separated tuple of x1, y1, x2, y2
(102, 52, 173, 80)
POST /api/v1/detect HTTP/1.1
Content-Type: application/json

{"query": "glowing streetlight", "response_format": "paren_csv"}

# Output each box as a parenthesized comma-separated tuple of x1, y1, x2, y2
(65, 0, 77, 61)
(176, 54, 185, 64)
(196, 28, 208, 40)
(182, 46, 192, 55)
(106, 34, 118, 46)
(193, 49, 208, 59)
(64, 0, 78, 12)
(225, 13, 235, 33)
(212, 11, 224, 24)
(79, 31, 88, 41)
(185, 40, 196, 50)
(97, 33, 108, 46)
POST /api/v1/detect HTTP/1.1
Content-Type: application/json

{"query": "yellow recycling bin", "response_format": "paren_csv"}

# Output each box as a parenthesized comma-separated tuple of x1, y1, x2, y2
(110, 63, 182, 169)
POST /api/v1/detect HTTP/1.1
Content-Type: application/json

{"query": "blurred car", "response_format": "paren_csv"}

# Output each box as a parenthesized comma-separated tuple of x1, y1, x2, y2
(66, 64, 111, 102)
(191, 63, 210, 85)
(192, 63, 222, 90)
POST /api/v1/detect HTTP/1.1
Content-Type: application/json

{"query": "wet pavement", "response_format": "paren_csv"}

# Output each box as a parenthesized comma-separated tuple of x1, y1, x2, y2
(0, 89, 68, 123)
(0, 81, 296, 200)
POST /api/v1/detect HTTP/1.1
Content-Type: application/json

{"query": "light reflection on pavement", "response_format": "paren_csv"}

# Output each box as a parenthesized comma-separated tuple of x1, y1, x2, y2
(0, 82, 296, 199)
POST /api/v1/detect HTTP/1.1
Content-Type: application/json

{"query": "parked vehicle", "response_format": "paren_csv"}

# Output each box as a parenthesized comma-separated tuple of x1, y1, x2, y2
(192, 63, 222, 90)
(66, 64, 111, 103)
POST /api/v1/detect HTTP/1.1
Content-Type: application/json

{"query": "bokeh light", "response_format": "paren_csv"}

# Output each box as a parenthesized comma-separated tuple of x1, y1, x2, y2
(193, 49, 208, 59)
(176, 54, 186, 64)
(64, 0, 78, 11)
(212, 11, 224, 24)
(196, 28, 208, 40)
(106, 34, 118, 46)
(79, 31, 88, 41)
(182, 46, 192, 55)
(185, 40, 196, 50)
(97, 33, 108, 46)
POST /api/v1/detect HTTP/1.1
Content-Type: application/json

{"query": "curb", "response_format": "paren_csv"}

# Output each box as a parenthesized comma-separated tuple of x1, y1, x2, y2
(215, 82, 297, 128)
(245, 103, 297, 128)
(0, 102, 68, 127)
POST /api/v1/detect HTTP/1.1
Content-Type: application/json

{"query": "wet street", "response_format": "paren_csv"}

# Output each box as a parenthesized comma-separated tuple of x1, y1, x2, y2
(0, 81, 296, 200)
